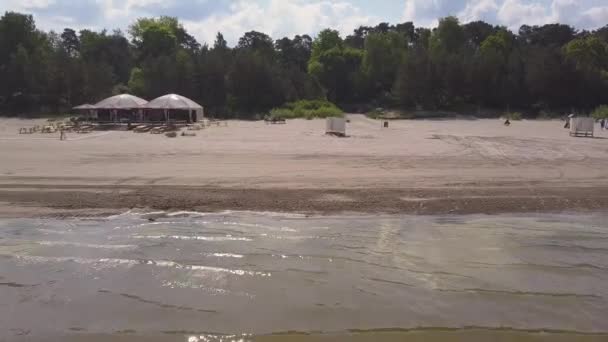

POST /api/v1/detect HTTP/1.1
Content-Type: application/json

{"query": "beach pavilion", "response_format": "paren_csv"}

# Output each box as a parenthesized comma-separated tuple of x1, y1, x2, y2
(93, 94, 148, 122)
(142, 94, 204, 123)
(72, 103, 97, 119)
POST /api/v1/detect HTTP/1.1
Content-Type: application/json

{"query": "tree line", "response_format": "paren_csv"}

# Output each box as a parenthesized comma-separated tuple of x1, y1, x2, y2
(1, 11, 608, 118)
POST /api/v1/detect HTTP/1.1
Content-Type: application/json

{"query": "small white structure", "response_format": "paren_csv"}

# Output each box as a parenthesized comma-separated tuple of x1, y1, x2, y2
(326, 117, 346, 136)
(570, 117, 594, 137)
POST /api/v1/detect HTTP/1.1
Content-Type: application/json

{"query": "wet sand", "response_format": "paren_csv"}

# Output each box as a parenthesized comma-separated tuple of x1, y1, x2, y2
(1, 116, 608, 215)
(1, 211, 608, 341)
(2, 184, 608, 217)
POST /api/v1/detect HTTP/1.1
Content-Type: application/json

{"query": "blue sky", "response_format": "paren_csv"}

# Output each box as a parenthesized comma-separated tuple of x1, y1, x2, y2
(2, 0, 607, 45)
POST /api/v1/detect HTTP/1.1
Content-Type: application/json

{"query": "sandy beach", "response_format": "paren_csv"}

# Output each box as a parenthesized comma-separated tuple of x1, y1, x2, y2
(1, 115, 608, 215)
(2, 116, 608, 341)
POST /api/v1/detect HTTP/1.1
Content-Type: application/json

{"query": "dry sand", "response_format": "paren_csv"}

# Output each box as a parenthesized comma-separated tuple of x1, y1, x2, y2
(1, 115, 607, 215)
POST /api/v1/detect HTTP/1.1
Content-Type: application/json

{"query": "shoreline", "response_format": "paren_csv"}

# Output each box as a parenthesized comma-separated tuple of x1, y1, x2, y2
(2, 181, 608, 218)
(11, 328, 608, 342)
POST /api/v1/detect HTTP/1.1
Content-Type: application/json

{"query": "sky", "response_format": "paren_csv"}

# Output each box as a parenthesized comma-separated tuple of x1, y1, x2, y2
(1, 0, 608, 45)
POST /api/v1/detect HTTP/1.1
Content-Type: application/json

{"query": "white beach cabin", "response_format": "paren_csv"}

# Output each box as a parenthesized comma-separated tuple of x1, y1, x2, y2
(326, 117, 346, 137)
(569, 117, 594, 137)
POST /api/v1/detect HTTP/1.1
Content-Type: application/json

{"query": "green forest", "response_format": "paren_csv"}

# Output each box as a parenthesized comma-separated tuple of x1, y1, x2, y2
(1, 11, 608, 118)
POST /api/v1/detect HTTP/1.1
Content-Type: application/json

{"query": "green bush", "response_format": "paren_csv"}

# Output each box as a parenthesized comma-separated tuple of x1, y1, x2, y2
(537, 110, 555, 119)
(269, 108, 296, 119)
(504, 112, 522, 120)
(591, 105, 608, 119)
(367, 109, 384, 119)
(269, 100, 343, 120)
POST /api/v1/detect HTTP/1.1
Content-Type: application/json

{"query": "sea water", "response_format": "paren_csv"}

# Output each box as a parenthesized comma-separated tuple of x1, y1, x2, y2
(1, 211, 607, 341)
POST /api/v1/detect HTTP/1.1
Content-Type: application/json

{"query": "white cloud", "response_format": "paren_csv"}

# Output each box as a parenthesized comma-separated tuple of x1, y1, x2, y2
(497, 0, 552, 28)
(402, 0, 417, 22)
(20, 0, 56, 9)
(183, 0, 377, 45)
(551, 0, 581, 23)
(497, 0, 587, 29)
(98, 0, 174, 20)
(402, 0, 442, 27)
(51, 15, 76, 24)
(3, 0, 608, 44)
(1, 0, 54, 12)
(582, 6, 608, 27)
(458, 0, 498, 23)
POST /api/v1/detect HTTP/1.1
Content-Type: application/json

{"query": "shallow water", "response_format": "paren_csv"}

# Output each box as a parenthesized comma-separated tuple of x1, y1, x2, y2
(1, 211, 608, 341)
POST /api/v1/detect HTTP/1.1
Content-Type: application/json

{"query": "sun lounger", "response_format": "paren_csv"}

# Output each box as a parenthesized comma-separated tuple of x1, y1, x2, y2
(41, 126, 56, 133)
(205, 119, 221, 126)
(19, 127, 36, 134)
(265, 117, 286, 124)
(76, 126, 93, 134)
(151, 125, 175, 134)
(134, 125, 153, 133)
(187, 124, 203, 131)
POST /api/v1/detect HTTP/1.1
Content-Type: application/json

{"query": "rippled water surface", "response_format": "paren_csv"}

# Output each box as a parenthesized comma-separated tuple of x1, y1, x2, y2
(1, 211, 608, 341)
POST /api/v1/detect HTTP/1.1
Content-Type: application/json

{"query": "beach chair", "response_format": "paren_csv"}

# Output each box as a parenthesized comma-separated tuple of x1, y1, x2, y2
(76, 126, 93, 134)
(150, 126, 164, 134)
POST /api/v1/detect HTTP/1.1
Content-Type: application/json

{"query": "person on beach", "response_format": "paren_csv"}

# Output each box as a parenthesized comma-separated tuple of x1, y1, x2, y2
(504, 119, 511, 126)
(59, 129, 65, 141)
(601, 118, 606, 130)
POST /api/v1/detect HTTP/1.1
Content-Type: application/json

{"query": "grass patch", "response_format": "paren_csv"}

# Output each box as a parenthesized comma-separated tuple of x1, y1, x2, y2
(269, 100, 343, 120)
(591, 105, 608, 119)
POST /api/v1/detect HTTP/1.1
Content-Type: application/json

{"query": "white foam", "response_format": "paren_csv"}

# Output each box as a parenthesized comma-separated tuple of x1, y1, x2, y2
(209, 253, 244, 258)
(14, 255, 269, 276)
(37, 228, 70, 235)
(37, 241, 136, 249)
(132, 235, 253, 242)
(216, 210, 307, 218)
(166, 211, 210, 217)
(222, 221, 298, 232)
